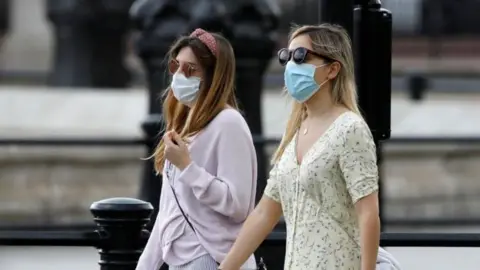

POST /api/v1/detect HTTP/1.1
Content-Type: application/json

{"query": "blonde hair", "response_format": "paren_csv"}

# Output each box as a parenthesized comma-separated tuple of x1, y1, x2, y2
(152, 32, 238, 173)
(271, 23, 361, 164)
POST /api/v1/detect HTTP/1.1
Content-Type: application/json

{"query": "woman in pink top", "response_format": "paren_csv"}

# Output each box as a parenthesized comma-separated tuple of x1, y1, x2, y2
(136, 29, 258, 270)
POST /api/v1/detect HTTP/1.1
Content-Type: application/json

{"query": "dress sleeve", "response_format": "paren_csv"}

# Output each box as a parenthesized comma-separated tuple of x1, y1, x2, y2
(338, 119, 379, 204)
(263, 164, 281, 203)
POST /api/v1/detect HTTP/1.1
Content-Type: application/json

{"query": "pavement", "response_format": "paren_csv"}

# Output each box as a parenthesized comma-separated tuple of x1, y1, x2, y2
(1, 246, 480, 270)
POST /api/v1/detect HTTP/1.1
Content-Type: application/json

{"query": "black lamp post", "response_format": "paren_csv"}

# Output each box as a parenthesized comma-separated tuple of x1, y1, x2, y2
(353, 0, 392, 229)
(46, 0, 134, 88)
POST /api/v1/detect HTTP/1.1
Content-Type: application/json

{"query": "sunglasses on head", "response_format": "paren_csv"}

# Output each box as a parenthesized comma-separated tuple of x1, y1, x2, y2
(277, 47, 332, 66)
(168, 59, 199, 77)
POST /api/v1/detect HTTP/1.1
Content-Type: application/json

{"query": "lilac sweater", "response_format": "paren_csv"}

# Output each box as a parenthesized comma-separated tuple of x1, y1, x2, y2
(136, 109, 258, 270)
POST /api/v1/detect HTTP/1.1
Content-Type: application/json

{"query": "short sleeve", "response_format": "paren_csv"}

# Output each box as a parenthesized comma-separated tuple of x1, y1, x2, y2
(263, 164, 281, 203)
(339, 119, 379, 204)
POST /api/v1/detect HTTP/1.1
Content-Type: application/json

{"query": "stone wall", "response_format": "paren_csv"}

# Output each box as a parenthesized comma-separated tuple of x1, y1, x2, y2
(0, 145, 144, 225)
(383, 144, 480, 220)
(1, 143, 480, 226)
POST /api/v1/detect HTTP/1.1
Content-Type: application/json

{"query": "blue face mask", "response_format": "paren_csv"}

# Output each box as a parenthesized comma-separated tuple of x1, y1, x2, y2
(284, 61, 329, 102)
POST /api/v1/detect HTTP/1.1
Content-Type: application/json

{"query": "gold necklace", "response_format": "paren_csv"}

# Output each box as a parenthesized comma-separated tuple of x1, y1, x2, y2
(302, 120, 309, 135)
(303, 127, 308, 135)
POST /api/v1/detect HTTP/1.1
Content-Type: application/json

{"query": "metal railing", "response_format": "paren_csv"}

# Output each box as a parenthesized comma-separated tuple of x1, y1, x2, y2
(1, 135, 480, 146)
(1, 135, 480, 228)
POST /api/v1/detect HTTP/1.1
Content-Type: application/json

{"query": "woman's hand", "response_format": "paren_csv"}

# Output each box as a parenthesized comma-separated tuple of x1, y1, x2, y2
(219, 196, 282, 270)
(164, 130, 192, 171)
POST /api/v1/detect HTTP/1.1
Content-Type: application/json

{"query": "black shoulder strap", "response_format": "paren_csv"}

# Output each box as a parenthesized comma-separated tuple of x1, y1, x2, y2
(166, 163, 265, 269)
(169, 183, 197, 234)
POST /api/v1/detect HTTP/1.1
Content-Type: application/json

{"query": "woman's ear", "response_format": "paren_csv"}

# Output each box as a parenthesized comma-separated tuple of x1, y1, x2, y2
(328, 62, 342, 80)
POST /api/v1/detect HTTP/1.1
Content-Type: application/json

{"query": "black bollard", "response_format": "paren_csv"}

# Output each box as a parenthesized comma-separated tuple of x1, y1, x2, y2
(353, 0, 392, 230)
(91, 197, 153, 270)
(408, 73, 428, 102)
(46, 0, 134, 88)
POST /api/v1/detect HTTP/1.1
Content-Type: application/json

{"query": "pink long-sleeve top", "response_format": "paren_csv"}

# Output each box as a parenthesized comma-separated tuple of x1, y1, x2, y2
(136, 108, 258, 270)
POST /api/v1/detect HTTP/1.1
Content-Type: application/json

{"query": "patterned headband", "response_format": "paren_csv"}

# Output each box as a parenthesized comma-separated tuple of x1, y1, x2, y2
(190, 28, 218, 57)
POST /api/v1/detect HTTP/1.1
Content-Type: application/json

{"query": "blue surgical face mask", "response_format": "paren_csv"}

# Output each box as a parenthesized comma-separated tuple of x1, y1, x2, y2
(284, 61, 329, 102)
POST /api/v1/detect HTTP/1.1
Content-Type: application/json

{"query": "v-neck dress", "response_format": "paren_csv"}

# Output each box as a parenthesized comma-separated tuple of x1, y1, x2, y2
(264, 111, 379, 270)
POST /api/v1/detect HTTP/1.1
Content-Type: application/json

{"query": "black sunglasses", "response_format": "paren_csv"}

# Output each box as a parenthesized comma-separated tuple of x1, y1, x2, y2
(277, 47, 332, 66)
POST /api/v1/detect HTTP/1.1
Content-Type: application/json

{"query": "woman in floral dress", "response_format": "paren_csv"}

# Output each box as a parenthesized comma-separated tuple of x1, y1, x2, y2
(219, 23, 381, 270)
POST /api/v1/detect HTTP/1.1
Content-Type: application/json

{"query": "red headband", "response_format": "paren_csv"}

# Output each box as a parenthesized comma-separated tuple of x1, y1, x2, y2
(190, 28, 218, 57)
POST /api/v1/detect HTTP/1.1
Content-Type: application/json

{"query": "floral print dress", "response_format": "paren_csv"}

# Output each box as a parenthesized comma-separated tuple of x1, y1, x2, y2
(264, 112, 379, 270)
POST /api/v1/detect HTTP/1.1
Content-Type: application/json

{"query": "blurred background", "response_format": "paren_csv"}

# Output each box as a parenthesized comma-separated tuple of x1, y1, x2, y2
(1, 0, 480, 269)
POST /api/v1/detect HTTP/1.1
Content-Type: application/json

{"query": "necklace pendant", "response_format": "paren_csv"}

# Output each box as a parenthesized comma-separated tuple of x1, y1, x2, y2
(303, 128, 308, 135)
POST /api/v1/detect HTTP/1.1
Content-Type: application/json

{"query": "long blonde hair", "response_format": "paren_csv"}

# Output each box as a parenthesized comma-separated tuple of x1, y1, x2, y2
(152, 32, 238, 173)
(271, 23, 361, 164)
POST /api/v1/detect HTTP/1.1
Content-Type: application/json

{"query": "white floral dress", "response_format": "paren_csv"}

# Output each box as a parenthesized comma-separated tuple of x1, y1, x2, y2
(264, 112, 379, 270)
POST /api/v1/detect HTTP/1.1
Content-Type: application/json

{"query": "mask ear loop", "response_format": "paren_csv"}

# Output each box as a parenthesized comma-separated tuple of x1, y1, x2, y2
(315, 63, 329, 68)
(312, 63, 330, 86)
(316, 78, 330, 88)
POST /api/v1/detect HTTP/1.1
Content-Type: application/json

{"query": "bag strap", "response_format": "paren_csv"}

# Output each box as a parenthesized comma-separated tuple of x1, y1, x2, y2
(169, 183, 221, 267)
(169, 183, 197, 234)
(167, 163, 266, 270)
